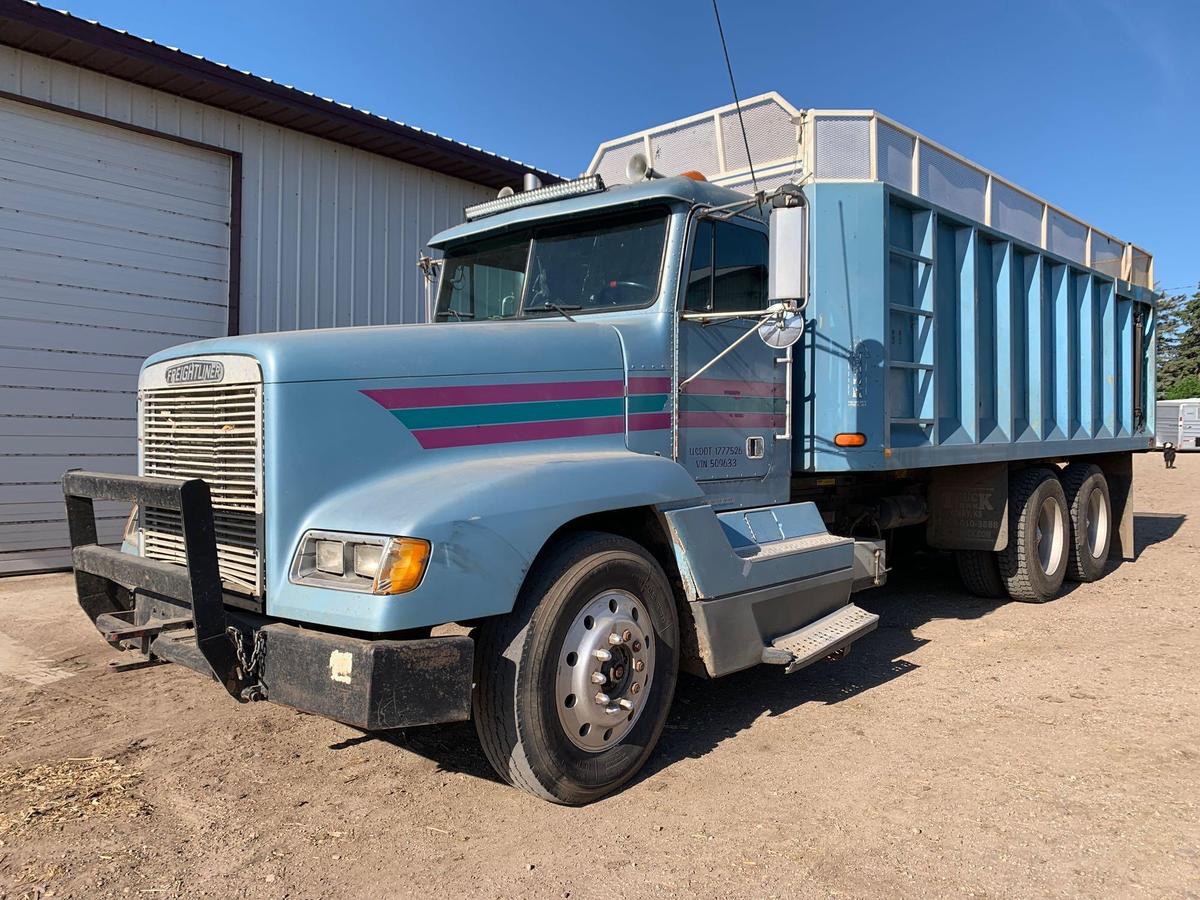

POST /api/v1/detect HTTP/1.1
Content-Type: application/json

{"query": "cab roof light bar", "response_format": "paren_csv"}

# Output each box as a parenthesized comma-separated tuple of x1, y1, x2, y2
(465, 174, 607, 221)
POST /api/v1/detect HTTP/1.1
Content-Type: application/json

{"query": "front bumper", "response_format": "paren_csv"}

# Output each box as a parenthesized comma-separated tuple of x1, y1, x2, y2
(63, 471, 473, 730)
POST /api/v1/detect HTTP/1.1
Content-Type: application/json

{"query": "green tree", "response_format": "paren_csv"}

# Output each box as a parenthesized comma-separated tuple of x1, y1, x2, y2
(1163, 374, 1200, 400)
(1158, 284, 1200, 398)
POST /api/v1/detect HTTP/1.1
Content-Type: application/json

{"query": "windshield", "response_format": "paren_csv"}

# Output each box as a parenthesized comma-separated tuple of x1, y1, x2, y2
(435, 208, 668, 321)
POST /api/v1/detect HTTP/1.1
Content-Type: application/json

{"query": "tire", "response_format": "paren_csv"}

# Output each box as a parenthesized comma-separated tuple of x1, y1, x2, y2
(997, 467, 1069, 603)
(956, 549, 1006, 598)
(473, 531, 679, 805)
(1061, 463, 1111, 583)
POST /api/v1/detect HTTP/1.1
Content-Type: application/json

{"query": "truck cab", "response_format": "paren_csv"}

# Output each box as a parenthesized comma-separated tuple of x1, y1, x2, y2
(429, 175, 797, 508)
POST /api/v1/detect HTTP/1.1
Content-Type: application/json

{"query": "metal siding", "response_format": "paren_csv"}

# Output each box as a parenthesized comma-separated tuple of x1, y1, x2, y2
(0, 46, 494, 573)
(0, 46, 493, 335)
(1099, 280, 1116, 437)
(0, 93, 231, 573)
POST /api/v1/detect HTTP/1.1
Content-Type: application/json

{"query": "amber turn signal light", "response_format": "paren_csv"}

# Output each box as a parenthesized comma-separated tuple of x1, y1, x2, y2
(374, 537, 431, 595)
(834, 432, 867, 447)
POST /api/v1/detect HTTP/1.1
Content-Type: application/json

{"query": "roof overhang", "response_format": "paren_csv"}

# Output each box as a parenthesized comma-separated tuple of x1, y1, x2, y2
(0, 1, 561, 190)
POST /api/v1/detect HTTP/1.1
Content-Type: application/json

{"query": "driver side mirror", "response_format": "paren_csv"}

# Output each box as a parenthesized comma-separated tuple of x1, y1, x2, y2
(768, 193, 807, 304)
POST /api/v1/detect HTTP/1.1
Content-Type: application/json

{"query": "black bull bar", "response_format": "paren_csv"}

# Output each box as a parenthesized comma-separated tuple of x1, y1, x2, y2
(64, 470, 247, 698)
(62, 471, 474, 728)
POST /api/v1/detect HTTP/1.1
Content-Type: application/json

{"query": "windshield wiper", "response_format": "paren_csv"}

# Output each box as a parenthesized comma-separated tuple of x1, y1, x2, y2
(530, 301, 582, 322)
(436, 309, 475, 321)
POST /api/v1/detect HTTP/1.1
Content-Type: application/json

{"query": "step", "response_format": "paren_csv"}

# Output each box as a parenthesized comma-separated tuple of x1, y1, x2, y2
(761, 603, 880, 674)
(733, 530, 849, 560)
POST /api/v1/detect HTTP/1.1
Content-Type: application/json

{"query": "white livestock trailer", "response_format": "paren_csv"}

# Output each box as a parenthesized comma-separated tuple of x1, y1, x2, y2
(1155, 399, 1200, 451)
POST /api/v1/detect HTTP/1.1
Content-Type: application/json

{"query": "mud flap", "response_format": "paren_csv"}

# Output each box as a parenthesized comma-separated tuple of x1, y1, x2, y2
(1091, 451, 1135, 560)
(926, 462, 1009, 552)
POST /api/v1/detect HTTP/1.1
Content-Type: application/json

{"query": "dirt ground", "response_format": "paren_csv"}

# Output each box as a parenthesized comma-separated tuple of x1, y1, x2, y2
(1, 453, 1197, 900)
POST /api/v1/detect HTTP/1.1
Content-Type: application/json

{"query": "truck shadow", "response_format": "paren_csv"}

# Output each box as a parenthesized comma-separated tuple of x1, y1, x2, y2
(349, 551, 1000, 788)
(643, 510, 1188, 782)
(337, 511, 1185, 792)
(1056, 512, 1185, 599)
(1133, 512, 1185, 555)
(639, 550, 991, 783)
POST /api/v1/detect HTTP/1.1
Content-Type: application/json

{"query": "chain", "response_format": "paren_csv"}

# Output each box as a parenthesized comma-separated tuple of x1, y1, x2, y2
(226, 625, 265, 680)
(247, 629, 265, 677)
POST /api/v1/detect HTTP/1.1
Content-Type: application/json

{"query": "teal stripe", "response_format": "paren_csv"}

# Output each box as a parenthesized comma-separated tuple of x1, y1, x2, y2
(628, 394, 669, 414)
(681, 395, 784, 414)
(392, 396, 623, 430)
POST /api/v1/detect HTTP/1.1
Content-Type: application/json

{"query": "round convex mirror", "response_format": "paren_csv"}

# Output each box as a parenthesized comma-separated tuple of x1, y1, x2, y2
(758, 310, 805, 348)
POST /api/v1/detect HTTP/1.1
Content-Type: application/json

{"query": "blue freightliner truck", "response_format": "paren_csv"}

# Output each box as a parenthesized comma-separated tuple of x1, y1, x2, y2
(63, 96, 1157, 803)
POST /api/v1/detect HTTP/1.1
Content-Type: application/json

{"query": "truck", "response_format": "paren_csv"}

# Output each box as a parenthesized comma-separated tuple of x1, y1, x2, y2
(62, 95, 1158, 804)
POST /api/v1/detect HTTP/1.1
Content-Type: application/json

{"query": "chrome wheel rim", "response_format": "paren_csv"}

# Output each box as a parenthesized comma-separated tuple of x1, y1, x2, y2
(1086, 489, 1109, 559)
(1035, 497, 1065, 576)
(555, 589, 654, 753)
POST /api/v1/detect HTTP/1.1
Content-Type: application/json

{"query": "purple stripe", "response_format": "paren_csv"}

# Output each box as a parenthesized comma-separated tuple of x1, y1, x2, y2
(628, 412, 671, 432)
(629, 376, 671, 395)
(363, 379, 624, 410)
(413, 416, 626, 449)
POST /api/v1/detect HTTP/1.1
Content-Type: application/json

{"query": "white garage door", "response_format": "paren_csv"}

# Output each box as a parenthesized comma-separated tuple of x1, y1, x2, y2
(0, 98, 232, 574)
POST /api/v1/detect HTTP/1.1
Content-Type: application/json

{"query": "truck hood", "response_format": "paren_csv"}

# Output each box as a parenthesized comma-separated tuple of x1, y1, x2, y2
(142, 320, 626, 384)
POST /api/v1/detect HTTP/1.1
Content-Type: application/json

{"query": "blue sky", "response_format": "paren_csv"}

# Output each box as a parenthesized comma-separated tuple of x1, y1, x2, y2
(57, 0, 1199, 294)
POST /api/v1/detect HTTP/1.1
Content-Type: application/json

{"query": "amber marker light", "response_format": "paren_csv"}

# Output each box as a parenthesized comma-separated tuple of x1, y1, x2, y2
(373, 537, 431, 595)
(679, 170, 707, 181)
(834, 432, 867, 447)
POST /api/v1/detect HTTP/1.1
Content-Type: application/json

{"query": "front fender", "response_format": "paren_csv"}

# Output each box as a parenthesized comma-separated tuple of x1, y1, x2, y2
(268, 449, 704, 632)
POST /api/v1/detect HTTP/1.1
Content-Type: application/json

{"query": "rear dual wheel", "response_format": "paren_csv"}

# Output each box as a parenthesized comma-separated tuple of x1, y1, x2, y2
(998, 467, 1070, 602)
(959, 465, 1112, 602)
(1061, 463, 1112, 583)
(956, 469, 1068, 602)
(473, 531, 678, 805)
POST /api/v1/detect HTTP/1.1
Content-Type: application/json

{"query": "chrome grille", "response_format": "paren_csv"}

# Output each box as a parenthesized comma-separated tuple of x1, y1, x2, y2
(138, 368, 264, 598)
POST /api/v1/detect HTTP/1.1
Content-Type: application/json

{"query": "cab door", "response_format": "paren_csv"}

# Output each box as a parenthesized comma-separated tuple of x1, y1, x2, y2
(676, 216, 789, 506)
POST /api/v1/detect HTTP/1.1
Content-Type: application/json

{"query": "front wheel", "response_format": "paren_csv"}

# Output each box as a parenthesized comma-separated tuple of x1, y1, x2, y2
(473, 531, 679, 804)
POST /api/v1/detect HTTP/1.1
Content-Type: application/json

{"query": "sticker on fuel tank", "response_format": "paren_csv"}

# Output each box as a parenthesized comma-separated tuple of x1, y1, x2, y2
(329, 650, 353, 685)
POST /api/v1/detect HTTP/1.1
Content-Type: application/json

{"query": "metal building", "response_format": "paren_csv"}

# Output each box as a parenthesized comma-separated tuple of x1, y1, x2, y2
(0, 1, 556, 573)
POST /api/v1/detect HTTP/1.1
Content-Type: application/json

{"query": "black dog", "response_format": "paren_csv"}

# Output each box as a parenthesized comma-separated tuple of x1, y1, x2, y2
(1164, 442, 1177, 469)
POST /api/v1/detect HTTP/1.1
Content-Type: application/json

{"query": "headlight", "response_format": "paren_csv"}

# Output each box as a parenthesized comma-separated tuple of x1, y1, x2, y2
(315, 539, 346, 575)
(352, 543, 383, 579)
(290, 531, 431, 595)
